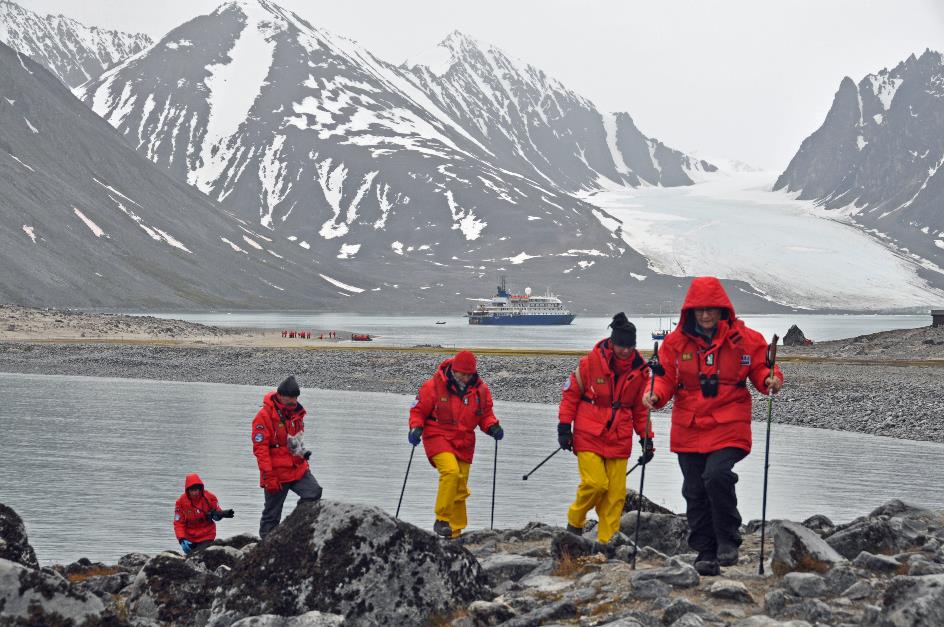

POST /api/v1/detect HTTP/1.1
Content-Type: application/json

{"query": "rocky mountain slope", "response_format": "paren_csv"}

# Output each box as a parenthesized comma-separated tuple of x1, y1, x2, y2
(0, 40, 365, 309)
(775, 49, 944, 275)
(0, 0, 151, 89)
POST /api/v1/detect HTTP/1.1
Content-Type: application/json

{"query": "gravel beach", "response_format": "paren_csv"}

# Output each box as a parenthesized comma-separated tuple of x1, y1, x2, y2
(0, 338, 942, 444)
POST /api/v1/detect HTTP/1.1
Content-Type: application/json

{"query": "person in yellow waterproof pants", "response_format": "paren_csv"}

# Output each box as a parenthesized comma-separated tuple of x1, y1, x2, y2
(408, 351, 503, 538)
(558, 313, 654, 542)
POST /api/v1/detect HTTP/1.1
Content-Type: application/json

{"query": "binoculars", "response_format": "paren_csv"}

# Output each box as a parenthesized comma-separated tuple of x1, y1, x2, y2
(699, 373, 719, 397)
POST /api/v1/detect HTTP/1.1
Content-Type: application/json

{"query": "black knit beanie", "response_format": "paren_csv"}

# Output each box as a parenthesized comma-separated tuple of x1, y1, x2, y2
(609, 312, 637, 348)
(277, 375, 301, 397)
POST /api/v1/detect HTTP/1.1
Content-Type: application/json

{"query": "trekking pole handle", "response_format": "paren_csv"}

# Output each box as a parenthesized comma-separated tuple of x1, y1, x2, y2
(766, 334, 779, 369)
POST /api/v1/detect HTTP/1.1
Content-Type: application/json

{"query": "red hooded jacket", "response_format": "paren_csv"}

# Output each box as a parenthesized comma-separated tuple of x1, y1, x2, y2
(559, 339, 653, 458)
(652, 277, 784, 454)
(173, 473, 221, 543)
(251, 391, 309, 485)
(409, 358, 499, 465)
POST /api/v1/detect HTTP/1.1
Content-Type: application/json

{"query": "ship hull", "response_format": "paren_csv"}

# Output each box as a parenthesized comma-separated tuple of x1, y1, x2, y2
(468, 314, 576, 325)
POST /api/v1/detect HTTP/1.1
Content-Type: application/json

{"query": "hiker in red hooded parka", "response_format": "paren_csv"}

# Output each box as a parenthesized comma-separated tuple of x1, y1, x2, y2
(643, 277, 783, 576)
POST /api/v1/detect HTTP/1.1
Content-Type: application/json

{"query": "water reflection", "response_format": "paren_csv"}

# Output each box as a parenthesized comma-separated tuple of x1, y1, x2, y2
(1, 372, 941, 564)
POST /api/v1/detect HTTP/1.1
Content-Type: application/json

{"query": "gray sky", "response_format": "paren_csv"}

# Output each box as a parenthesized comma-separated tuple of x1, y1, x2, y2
(17, 0, 944, 170)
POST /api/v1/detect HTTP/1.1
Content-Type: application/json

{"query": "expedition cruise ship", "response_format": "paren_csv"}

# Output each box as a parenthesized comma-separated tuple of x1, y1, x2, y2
(467, 277, 576, 325)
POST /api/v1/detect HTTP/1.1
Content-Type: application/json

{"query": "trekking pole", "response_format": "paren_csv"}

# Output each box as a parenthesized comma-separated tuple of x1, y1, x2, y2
(759, 334, 779, 575)
(395, 445, 416, 519)
(491, 439, 498, 529)
(521, 446, 562, 480)
(632, 341, 660, 570)
(625, 461, 640, 476)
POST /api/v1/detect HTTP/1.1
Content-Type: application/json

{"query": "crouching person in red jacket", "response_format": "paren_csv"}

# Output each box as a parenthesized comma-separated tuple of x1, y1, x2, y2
(643, 277, 783, 576)
(173, 473, 234, 555)
(408, 351, 503, 539)
(252, 375, 323, 538)
(558, 313, 654, 543)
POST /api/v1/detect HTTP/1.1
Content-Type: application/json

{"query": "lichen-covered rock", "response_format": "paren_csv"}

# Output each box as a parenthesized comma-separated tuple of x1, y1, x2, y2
(551, 530, 612, 561)
(478, 553, 542, 583)
(213, 533, 260, 551)
(192, 544, 244, 572)
(826, 517, 921, 559)
(661, 598, 718, 624)
(799, 514, 835, 538)
(624, 490, 676, 516)
(495, 599, 576, 627)
(230, 611, 346, 626)
(781, 572, 827, 598)
(0, 503, 38, 568)
(771, 521, 846, 575)
(117, 552, 150, 574)
(619, 512, 689, 556)
(0, 557, 107, 625)
(466, 599, 517, 625)
(127, 551, 221, 626)
(852, 550, 906, 574)
(209, 501, 490, 626)
(709, 579, 754, 603)
(879, 573, 944, 626)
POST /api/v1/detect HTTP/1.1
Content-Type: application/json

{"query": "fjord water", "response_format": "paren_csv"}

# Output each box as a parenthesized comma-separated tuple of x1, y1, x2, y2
(3, 372, 943, 565)
(143, 312, 929, 350)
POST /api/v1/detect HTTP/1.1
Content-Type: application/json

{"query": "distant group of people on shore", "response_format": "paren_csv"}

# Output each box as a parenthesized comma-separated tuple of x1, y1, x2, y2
(279, 330, 337, 339)
(174, 276, 784, 577)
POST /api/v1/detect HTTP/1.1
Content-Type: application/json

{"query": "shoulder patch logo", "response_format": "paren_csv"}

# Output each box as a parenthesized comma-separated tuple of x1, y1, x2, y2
(255, 424, 264, 430)
(740, 354, 751, 365)
(681, 353, 693, 361)
(562, 378, 571, 391)
(253, 433, 264, 443)
(440, 396, 448, 402)
(595, 377, 606, 384)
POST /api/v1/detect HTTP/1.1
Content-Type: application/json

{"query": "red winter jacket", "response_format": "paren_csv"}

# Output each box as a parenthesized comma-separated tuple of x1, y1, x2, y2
(252, 391, 310, 485)
(173, 473, 221, 543)
(559, 339, 653, 459)
(409, 358, 499, 465)
(652, 277, 784, 454)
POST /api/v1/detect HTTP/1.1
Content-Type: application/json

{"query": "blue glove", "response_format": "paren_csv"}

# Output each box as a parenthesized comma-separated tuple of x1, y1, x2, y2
(179, 539, 193, 555)
(487, 424, 504, 441)
(408, 427, 423, 446)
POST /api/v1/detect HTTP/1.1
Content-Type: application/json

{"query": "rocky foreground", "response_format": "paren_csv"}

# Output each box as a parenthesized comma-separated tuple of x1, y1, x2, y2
(3, 496, 944, 626)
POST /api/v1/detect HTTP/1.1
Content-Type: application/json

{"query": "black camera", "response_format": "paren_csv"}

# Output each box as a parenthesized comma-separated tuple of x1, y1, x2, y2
(699, 373, 719, 397)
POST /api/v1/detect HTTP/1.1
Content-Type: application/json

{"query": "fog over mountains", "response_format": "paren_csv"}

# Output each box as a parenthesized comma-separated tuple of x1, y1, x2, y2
(0, 0, 151, 89)
(776, 49, 944, 275)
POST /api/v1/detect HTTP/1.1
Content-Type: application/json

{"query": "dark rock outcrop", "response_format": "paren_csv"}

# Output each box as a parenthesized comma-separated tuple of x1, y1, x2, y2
(783, 325, 809, 347)
(127, 552, 221, 626)
(210, 501, 490, 626)
(624, 490, 677, 516)
(619, 512, 689, 555)
(0, 503, 38, 568)
(879, 573, 944, 626)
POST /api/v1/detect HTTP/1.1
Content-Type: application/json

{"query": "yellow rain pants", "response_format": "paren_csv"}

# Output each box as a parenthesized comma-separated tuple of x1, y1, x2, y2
(567, 451, 628, 543)
(432, 452, 471, 537)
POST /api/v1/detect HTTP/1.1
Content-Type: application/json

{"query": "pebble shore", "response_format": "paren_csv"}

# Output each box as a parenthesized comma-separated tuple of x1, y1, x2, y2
(0, 338, 942, 444)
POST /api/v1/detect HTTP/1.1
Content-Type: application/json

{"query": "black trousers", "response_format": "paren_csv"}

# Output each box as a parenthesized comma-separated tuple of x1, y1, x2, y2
(259, 470, 323, 538)
(677, 447, 747, 555)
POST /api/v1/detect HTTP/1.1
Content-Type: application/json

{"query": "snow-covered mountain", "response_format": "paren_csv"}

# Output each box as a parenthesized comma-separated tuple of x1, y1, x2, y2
(403, 31, 716, 191)
(0, 39, 370, 309)
(775, 50, 944, 271)
(0, 0, 151, 89)
(75, 0, 678, 307)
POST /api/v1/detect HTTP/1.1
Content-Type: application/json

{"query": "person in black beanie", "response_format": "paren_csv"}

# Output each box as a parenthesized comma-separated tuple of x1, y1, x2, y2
(251, 375, 322, 537)
(556, 312, 654, 542)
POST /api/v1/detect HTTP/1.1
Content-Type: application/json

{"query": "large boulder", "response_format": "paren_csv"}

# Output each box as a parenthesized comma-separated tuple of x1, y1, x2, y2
(624, 489, 677, 516)
(783, 325, 808, 347)
(0, 557, 108, 625)
(619, 512, 689, 555)
(879, 573, 944, 626)
(210, 501, 490, 626)
(127, 551, 222, 626)
(825, 517, 923, 559)
(771, 521, 846, 575)
(0, 503, 38, 568)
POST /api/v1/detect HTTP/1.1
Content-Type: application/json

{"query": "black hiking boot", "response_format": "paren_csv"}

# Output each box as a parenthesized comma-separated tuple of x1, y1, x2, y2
(717, 543, 739, 566)
(694, 550, 721, 576)
(433, 520, 452, 538)
(566, 524, 584, 536)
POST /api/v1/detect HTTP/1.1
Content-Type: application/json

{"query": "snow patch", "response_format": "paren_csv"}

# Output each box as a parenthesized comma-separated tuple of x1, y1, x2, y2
(8, 153, 34, 171)
(299, 241, 310, 249)
(21, 225, 36, 243)
(220, 237, 248, 253)
(16, 51, 32, 74)
(504, 252, 540, 264)
(337, 243, 361, 259)
(445, 190, 485, 240)
(857, 136, 867, 150)
(73, 208, 107, 238)
(242, 235, 263, 250)
(602, 112, 631, 176)
(23, 117, 38, 133)
(527, 215, 542, 221)
(165, 40, 193, 50)
(391, 241, 404, 255)
(319, 273, 364, 293)
(630, 273, 647, 281)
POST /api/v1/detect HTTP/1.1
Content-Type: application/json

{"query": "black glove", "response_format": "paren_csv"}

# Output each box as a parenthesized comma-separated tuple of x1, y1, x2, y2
(638, 438, 655, 465)
(220, 509, 235, 518)
(557, 423, 573, 451)
(303, 450, 312, 461)
(207, 510, 221, 522)
(647, 356, 665, 377)
(487, 424, 504, 441)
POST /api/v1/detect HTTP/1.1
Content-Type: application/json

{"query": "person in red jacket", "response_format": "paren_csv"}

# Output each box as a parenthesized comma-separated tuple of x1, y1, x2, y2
(252, 375, 322, 538)
(173, 473, 234, 555)
(642, 277, 784, 576)
(558, 313, 654, 543)
(408, 351, 503, 539)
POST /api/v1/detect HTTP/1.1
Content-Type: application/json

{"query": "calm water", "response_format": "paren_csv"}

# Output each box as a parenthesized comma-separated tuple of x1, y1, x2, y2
(2, 373, 943, 565)
(140, 312, 929, 350)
